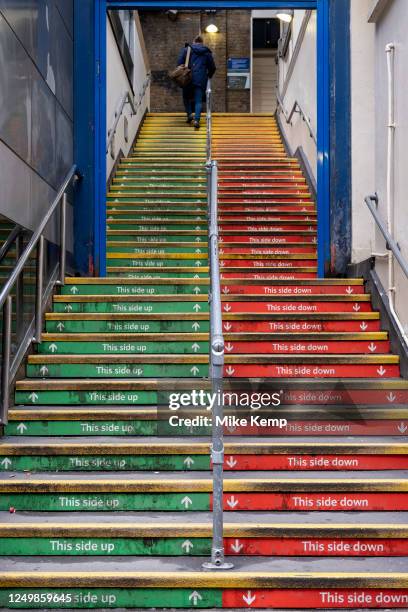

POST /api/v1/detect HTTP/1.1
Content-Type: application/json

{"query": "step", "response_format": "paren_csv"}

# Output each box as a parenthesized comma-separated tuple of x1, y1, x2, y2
(14, 379, 408, 406)
(45, 318, 210, 334)
(1, 439, 407, 473)
(0, 512, 407, 558)
(6, 406, 408, 438)
(51, 300, 209, 314)
(1, 473, 408, 512)
(0, 557, 407, 610)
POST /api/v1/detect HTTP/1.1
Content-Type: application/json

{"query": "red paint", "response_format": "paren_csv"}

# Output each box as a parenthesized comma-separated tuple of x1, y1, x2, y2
(222, 284, 365, 295)
(220, 260, 317, 269)
(223, 537, 408, 556)
(280, 390, 408, 405)
(222, 321, 381, 332)
(219, 235, 315, 243)
(220, 272, 317, 280)
(222, 340, 389, 354)
(220, 247, 316, 255)
(222, 455, 408, 471)
(218, 492, 408, 511)
(219, 215, 314, 222)
(219, 206, 316, 213)
(220, 223, 315, 230)
(221, 301, 372, 313)
(223, 364, 400, 378)
(222, 589, 408, 608)
(224, 421, 408, 437)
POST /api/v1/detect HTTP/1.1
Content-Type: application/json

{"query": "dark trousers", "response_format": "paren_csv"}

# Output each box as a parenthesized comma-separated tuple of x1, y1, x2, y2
(183, 86, 203, 122)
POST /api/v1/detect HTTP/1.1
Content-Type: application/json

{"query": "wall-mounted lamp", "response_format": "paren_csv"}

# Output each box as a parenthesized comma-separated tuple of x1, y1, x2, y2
(205, 23, 219, 33)
(276, 10, 294, 23)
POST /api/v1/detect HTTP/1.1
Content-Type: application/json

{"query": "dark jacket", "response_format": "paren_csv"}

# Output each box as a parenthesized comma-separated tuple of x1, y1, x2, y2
(177, 43, 216, 90)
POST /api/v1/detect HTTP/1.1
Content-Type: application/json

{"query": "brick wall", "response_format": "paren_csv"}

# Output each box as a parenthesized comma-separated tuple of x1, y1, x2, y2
(139, 10, 251, 113)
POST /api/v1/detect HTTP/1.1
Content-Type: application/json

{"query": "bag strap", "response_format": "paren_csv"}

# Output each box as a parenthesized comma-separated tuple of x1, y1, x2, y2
(185, 45, 192, 68)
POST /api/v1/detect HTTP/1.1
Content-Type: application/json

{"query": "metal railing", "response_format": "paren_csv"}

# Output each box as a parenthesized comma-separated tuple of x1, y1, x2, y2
(206, 79, 212, 163)
(0, 225, 24, 264)
(107, 74, 151, 159)
(365, 194, 408, 346)
(276, 93, 317, 144)
(0, 165, 81, 424)
(202, 80, 232, 571)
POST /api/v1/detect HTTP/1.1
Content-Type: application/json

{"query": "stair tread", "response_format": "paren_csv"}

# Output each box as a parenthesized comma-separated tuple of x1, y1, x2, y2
(0, 510, 406, 525)
(1, 556, 407, 578)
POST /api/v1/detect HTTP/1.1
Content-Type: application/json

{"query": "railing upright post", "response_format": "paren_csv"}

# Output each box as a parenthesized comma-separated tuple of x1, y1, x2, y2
(34, 235, 45, 343)
(15, 234, 24, 343)
(202, 161, 233, 571)
(59, 193, 67, 285)
(1, 295, 12, 424)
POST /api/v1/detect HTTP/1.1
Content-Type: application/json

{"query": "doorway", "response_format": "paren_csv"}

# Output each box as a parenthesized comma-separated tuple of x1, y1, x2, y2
(74, 1, 334, 277)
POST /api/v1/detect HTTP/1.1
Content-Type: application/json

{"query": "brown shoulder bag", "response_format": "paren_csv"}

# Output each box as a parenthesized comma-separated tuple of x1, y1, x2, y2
(169, 46, 192, 88)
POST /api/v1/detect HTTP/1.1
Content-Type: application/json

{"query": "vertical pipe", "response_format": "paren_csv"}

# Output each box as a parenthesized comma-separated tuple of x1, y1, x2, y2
(15, 234, 24, 343)
(34, 235, 45, 343)
(59, 193, 68, 285)
(202, 161, 232, 571)
(385, 44, 395, 307)
(1, 295, 12, 424)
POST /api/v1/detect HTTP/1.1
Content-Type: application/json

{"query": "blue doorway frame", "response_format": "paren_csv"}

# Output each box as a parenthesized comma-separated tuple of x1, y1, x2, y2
(75, 0, 331, 276)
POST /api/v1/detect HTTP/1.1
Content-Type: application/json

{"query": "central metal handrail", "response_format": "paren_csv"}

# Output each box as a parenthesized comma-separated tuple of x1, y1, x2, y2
(276, 93, 317, 144)
(0, 165, 81, 424)
(202, 80, 232, 571)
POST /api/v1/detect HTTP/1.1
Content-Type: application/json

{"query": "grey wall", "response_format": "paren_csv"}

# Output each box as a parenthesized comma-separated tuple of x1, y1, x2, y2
(0, 1, 73, 231)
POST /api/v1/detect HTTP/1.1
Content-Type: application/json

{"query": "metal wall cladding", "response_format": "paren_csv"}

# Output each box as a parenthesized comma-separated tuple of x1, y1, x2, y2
(0, 1, 73, 230)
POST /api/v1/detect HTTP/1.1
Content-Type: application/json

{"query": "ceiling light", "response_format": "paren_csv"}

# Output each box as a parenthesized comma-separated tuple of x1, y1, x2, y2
(276, 10, 293, 23)
(205, 23, 219, 33)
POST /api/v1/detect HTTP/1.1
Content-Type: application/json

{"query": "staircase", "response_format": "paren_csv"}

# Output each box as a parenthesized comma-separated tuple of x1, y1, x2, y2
(0, 113, 407, 610)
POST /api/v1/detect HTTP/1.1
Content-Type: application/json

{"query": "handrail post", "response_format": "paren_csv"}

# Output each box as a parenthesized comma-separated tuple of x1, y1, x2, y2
(202, 161, 233, 571)
(1, 295, 12, 425)
(206, 79, 212, 164)
(58, 193, 67, 285)
(34, 235, 45, 343)
(15, 233, 24, 343)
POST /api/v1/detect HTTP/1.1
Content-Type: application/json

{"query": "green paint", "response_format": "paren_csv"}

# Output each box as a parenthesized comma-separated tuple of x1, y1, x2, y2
(0, 454, 209, 472)
(0, 537, 211, 556)
(107, 214, 207, 220)
(53, 302, 209, 313)
(107, 271, 209, 279)
(46, 320, 210, 333)
(107, 197, 206, 204)
(37, 340, 209, 354)
(0, 588, 220, 608)
(107, 234, 206, 243)
(0, 492, 209, 511)
(60, 283, 208, 295)
(106, 258, 208, 268)
(14, 390, 158, 406)
(5, 420, 211, 437)
(27, 363, 209, 378)
(107, 246, 208, 254)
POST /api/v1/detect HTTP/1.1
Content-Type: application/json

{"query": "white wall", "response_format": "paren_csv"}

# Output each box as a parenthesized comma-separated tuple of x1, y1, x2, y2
(106, 11, 150, 178)
(276, 10, 317, 177)
(351, 0, 408, 334)
(350, 0, 376, 263)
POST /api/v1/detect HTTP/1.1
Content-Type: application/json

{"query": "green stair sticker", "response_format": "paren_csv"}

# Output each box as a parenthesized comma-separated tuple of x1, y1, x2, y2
(60, 283, 208, 295)
(0, 537, 211, 556)
(0, 454, 209, 472)
(27, 363, 209, 378)
(107, 272, 209, 279)
(0, 492, 209, 512)
(37, 341, 209, 355)
(15, 390, 159, 406)
(53, 302, 209, 314)
(0, 588, 220, 608)
(5, 421, 211, 437)
(46, 320, 209, 333)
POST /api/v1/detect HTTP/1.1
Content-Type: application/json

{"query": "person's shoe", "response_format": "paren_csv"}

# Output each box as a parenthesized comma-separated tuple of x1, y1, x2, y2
(186, 115, 193, 124)
(194, 120, 200, 129)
